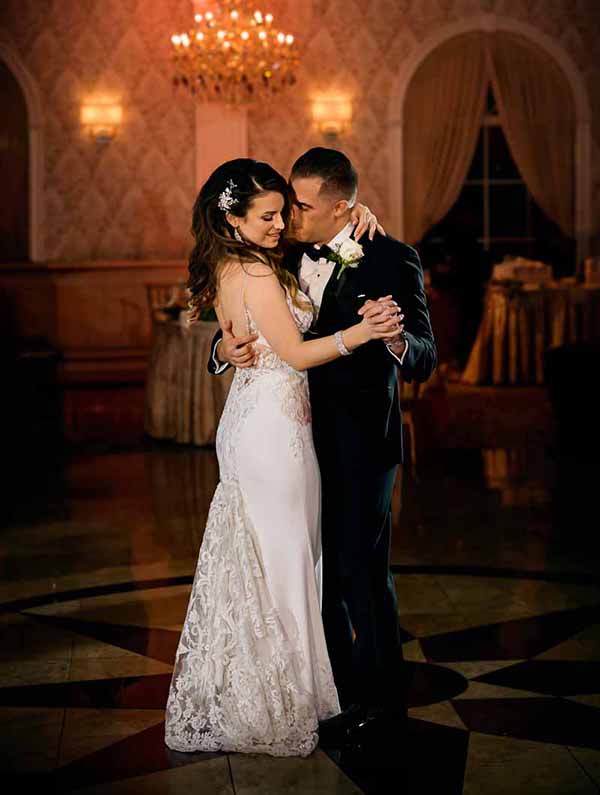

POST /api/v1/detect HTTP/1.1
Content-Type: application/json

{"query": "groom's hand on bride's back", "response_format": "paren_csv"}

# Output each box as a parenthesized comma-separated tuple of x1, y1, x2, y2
(219, 320, 258, 368)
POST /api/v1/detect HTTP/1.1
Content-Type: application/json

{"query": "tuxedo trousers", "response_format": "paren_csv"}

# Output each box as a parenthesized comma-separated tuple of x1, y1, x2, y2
(311, 394, 408, 713)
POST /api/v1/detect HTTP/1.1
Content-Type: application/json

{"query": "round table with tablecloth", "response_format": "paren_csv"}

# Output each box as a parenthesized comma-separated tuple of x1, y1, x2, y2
(461, 283, 600, 385)
(145, 317, 233, 445)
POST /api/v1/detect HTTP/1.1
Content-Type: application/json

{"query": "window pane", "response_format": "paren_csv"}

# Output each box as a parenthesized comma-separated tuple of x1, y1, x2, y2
(530, 197, 557, 237)
(489, 125, 520, 180)
(489, 184, 528, 237)
(530, 197, 576, 276)
(418, 185, 484, 271)
(444, 183, 484, 238)
(466, 129, 484, 179)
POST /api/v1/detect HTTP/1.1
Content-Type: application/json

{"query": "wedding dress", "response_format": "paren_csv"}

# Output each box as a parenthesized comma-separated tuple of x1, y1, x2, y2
(165, 286, 341, 757)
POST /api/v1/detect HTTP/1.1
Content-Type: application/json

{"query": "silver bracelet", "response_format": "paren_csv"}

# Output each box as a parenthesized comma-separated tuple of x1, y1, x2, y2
(334, 330, 352, 356)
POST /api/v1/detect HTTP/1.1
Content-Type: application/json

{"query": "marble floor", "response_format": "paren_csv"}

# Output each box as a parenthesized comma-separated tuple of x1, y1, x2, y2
(1, 416, 599, 793)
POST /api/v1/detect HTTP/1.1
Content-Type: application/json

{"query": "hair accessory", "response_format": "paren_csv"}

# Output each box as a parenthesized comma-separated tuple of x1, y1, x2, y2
(334, 330, 352, 356)
(217, 179, 238, 211)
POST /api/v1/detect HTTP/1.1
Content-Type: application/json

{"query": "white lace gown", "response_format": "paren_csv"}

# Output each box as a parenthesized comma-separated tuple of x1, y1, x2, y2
(164, 288, 341, 757)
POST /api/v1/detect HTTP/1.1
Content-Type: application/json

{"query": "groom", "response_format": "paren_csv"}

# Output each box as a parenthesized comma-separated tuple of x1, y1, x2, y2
(208, 148, 436, 749)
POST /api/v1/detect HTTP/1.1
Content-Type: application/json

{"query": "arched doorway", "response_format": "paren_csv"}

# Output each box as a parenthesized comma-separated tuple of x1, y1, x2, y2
(388, 15, 592, 264)
(0, 43, 44, 262)
(0, 59, 29, 261)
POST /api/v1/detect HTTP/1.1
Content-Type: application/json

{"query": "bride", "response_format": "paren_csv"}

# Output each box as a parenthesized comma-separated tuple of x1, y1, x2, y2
(164, 158, 400, 757)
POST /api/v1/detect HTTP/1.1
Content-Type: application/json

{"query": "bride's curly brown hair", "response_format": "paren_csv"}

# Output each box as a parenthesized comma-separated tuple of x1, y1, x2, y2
(187, 158, 307, 323)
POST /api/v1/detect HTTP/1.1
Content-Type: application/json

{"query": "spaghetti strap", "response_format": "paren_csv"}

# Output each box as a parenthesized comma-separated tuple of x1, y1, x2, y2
(241, 267, 251, 336)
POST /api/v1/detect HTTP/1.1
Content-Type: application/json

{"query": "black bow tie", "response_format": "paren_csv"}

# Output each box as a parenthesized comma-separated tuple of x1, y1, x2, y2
(302, 243, 335, 262)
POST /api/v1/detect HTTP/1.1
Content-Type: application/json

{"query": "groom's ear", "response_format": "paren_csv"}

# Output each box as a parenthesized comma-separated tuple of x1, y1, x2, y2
(332, 198, 350, 218)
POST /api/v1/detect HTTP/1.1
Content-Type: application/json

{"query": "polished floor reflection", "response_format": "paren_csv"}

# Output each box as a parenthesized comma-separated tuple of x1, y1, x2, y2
(1, 430, 599, 793)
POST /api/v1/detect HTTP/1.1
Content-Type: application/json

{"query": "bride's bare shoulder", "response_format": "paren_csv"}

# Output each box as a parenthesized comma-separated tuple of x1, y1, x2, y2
(218, 260, 274, 288)
(244, 261, 274, 278)
(218, 258, 244, 282)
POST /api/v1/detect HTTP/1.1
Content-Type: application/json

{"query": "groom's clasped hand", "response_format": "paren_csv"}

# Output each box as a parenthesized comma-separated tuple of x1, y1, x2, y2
(357, 294, 404, 339)
(358, 296, 405, 344)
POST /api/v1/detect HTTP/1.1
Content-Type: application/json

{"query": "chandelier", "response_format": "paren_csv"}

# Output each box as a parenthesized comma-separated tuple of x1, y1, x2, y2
(170, 1, 299, 105)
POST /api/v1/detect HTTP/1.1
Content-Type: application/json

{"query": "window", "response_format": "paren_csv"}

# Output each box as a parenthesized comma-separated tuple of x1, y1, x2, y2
(421, 88, 574, 276)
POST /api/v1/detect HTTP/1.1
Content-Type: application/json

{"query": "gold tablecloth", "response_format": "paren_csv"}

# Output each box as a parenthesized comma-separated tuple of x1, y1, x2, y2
(144, 318, 233, 445)
(462, 283, 600, 385)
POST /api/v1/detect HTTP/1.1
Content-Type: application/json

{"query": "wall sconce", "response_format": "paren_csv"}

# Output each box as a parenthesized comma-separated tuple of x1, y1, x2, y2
(311, 94, 353, 139)
(81, 96, 123, 143)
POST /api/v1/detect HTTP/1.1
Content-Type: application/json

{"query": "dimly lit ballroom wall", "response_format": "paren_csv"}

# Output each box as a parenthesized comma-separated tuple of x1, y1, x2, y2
(2, 2, 600, 794)
(2, 0, 600, 379)
(1, 0, 600, 261)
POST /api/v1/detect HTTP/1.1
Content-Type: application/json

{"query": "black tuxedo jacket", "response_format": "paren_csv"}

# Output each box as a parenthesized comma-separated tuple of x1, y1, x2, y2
(208, 231, 436, 466)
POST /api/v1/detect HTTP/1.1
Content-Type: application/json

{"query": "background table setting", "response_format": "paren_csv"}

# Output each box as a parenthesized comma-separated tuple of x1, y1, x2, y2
(461, 257, 600, 385)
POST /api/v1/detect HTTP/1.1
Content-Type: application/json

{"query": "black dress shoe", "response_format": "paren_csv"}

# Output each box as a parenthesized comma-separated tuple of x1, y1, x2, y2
(344, 709, 407, 754)
(318, 704, 365, 748)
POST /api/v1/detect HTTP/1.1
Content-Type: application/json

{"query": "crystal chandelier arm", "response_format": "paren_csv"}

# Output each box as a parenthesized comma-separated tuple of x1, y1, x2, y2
(170, 2, 298, 104)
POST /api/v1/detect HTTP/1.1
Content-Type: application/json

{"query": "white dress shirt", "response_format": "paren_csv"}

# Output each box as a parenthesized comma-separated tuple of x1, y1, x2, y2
(298, 222, 355, 319)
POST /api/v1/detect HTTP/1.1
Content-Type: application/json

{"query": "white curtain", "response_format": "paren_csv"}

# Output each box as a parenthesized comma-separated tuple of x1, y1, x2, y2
(403, 33, 488, 245)
(487, 32, 575, 237)
(403, 31, 575, 242)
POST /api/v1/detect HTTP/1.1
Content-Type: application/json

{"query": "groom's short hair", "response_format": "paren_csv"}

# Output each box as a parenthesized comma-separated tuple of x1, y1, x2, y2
(291, 147, 358, 207)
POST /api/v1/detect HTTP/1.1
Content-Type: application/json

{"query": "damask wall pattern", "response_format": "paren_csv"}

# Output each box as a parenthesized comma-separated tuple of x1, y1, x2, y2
(1, 0, 599, 261)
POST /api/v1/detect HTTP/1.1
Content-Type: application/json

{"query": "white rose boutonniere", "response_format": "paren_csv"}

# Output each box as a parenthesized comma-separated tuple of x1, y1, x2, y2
(330, 238, 364, 281)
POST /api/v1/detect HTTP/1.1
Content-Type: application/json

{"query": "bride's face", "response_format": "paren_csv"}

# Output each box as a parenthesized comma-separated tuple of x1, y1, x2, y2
(228, 191, 286, 249)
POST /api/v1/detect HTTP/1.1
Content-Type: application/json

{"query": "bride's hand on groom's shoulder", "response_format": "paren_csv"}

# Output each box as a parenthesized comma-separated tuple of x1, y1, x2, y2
(351, 203, 385, 242)
(219, 320, 259, 368)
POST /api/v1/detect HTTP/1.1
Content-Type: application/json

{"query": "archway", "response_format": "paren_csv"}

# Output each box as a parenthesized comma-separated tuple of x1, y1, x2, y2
(0, 42, 44, 262)
(0, 59, 29, 260)
(388, 14, 592, 263)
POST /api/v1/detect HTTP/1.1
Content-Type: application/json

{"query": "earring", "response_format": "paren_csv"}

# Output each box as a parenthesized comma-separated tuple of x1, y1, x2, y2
(234, 227, 243, 243)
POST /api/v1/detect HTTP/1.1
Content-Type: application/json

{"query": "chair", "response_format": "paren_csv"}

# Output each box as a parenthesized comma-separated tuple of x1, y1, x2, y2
(145, 283, 187, 320)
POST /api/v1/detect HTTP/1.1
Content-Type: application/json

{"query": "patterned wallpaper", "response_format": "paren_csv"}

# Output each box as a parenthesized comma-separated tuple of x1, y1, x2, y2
(1, 0, 599, 261)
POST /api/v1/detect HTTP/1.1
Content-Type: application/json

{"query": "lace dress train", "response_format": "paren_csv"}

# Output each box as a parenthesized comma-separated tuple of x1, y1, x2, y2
(164, 291, 340, 757)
